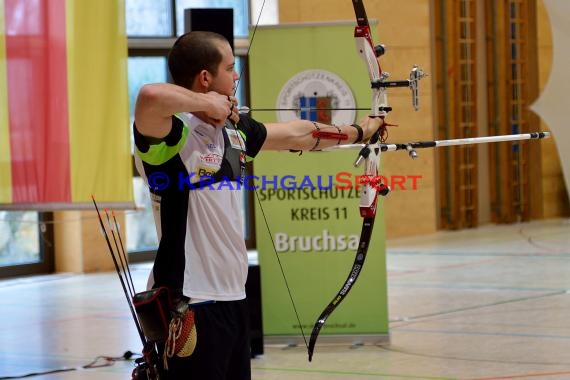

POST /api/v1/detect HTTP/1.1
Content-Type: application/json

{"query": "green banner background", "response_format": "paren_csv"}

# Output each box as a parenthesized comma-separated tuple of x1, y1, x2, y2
(249, 22, 389, 337)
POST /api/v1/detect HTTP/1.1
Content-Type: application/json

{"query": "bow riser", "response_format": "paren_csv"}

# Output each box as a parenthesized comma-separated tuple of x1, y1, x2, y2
(354, 28, 383, 80)
(355, 30, 387, 118)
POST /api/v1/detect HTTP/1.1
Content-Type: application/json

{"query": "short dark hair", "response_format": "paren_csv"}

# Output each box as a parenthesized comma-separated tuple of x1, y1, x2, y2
(168, 31, 229, 89)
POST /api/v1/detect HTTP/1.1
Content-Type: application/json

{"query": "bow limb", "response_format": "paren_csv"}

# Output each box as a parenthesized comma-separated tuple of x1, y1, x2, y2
(307, 0, 384, 362)
(307, 217, 375, 360)
(307, 138, 382, 361)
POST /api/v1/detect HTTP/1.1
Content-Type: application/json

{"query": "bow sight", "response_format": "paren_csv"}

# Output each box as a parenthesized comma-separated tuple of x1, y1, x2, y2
(372, 55, 427, 113)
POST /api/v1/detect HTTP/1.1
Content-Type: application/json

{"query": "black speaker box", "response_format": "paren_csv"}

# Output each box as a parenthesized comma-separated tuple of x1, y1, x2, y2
(184, 8, 234, 51)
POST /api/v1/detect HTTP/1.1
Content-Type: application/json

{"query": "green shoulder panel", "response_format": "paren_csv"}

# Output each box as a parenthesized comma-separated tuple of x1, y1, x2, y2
(136, 116, 189, 165)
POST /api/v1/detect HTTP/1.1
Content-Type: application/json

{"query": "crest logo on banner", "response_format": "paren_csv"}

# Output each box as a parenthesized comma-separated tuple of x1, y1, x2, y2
(276, 69, 356, 125)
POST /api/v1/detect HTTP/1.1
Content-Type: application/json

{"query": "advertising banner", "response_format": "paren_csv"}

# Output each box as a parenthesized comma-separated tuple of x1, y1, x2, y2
(249, 22, 389, 339)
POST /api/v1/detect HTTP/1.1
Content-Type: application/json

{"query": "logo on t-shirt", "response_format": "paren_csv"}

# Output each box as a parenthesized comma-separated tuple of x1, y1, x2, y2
(200, 153, 222, 165)
(196, 166, 217, 178)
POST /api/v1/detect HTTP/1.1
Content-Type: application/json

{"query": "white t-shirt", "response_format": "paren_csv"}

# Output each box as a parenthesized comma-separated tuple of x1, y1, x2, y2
(134, 112, 266, 301)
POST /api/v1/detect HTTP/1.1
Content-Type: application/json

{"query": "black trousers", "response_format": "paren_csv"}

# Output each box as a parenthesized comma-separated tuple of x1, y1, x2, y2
(162, 299, 251, 380)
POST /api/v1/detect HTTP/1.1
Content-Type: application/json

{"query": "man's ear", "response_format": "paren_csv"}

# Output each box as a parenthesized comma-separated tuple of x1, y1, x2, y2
(197, 69, 212, 89)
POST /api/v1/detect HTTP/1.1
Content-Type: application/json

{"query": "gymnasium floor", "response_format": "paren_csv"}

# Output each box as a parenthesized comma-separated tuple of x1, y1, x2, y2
(1, 218, 569, 380)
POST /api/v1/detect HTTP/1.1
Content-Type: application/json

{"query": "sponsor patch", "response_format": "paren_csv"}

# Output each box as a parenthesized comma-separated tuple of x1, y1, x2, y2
(199, 153, 222, 165)
(195, 166, 217, 178)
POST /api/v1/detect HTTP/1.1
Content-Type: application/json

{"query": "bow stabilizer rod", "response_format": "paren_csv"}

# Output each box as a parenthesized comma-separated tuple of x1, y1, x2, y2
(384, 131, 551, 158)
(325, 131, 552, 159)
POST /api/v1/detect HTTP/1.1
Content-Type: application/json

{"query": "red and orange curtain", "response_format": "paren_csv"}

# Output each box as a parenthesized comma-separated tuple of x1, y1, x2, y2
(0, 0, 133, 209)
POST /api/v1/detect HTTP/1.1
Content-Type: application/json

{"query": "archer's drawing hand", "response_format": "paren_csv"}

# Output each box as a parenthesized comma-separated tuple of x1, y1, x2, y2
(201, 91, 234, 126)
(227, 95, 240, 125)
